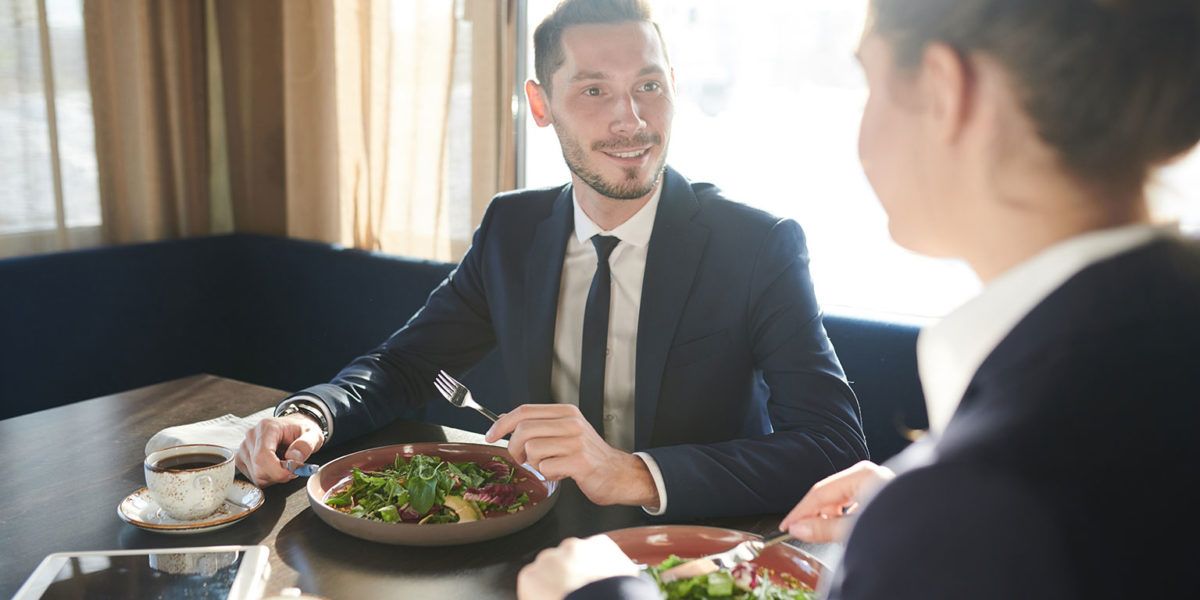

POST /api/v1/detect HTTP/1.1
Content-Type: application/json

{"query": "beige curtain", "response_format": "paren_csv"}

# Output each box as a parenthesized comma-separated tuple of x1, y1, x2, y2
(212, 0, 287, 237)
(380, 0, 457, 260)
(455, 0, 518, 260)
(215, 0, 464, 257)
(280, 0, 393, 249)
(84, 0, 513, 259)
(376, 0, 516, 262)
(84, 0, 211, 244)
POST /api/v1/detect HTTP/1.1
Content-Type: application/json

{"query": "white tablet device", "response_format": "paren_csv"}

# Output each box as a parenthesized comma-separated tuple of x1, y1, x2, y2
(13, 544, 271, 600)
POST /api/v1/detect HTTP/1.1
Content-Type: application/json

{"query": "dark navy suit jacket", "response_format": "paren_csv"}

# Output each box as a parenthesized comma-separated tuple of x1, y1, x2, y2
(295, 167, 868, 519)
(574, 237, 1200, 598)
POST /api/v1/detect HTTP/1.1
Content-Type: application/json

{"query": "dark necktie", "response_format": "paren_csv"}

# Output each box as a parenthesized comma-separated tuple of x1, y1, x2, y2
(579, 235, 620, 436)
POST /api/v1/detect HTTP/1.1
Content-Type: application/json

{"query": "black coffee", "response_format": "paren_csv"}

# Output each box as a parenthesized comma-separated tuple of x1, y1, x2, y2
(152, 453, 226, 472)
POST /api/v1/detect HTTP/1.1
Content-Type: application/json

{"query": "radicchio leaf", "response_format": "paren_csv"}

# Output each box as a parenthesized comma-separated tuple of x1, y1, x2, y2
(482, 458, 513, 481)
(464, 483, 519, 507)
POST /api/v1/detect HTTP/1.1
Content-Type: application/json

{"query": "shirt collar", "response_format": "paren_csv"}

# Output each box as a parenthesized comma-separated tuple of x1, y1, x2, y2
(917, 223, 1175, 436)
(571, 183, 662, 248)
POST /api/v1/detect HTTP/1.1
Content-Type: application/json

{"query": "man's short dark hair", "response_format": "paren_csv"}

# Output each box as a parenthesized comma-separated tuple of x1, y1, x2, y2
(533, 0, 668, 96)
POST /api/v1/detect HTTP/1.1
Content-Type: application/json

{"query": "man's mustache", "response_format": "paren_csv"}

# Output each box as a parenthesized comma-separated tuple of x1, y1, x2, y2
(592, 132, 662, 152)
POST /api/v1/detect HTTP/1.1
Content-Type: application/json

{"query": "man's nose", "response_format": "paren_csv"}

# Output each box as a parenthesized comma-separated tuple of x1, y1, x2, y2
(610, 93, 647, 136)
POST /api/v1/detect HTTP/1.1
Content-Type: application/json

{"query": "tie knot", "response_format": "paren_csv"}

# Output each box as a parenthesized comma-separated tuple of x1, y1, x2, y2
(591, 235, 620, 262)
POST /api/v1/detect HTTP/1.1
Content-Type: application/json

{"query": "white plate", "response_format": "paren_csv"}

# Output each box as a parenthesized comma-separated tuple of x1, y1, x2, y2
(118, 480, 264, 534)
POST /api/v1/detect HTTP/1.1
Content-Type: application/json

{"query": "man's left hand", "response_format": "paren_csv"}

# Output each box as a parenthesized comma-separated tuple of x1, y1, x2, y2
(485, 404, 659, 508)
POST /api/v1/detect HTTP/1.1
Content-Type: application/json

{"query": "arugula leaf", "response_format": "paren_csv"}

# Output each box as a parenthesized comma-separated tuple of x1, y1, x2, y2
(377, 505, 400, 523)
(407, 475, 438, 515)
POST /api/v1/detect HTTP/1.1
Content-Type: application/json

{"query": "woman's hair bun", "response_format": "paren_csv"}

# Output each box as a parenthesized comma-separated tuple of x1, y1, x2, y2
(872, 0, 1200, 191)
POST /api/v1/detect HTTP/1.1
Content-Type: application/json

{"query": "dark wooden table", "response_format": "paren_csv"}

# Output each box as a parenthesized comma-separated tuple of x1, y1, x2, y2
(0, 374, 838, 599)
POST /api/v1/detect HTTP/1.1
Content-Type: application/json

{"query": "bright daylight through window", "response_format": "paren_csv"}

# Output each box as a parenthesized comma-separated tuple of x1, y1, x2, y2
(522, 0, 1200, 320)
(0, 0, 100, 257)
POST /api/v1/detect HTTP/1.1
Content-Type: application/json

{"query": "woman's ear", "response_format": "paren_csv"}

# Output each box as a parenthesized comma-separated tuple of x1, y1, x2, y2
(919, 42, 973, 144)
(526, 80, 553, 127)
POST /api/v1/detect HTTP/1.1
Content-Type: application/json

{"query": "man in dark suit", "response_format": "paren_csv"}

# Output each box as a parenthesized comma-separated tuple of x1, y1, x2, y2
(236, 0, 867, 520)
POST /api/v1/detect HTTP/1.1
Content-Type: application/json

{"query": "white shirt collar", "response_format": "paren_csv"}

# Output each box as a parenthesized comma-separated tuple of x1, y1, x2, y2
(571, 183, 662, 248)
(917, 223, 1176, 435)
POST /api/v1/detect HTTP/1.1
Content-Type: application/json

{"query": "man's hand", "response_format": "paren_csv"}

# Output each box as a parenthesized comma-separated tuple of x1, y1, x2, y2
(778, 460, 894, 543)
(485, 404, 659, 508)
(517, 534, 639, 600)
(235, 413, 326, 487)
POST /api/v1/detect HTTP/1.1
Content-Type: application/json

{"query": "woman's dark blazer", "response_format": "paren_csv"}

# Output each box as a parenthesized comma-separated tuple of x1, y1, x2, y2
(572, 236, 1200, 599)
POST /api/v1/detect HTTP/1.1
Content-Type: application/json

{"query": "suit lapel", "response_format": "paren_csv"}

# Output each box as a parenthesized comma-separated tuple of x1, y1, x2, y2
(523, 185, 574, 405)
(634, 168, 709, 449)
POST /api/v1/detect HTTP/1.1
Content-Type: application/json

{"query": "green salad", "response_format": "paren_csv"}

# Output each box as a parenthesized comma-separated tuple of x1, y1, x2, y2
(324, 454, 531, 524)
(645, 555, 815, 600)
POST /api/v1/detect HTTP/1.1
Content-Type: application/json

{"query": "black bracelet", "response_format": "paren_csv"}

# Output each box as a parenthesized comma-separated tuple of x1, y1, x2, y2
(278, 402, 330, 439)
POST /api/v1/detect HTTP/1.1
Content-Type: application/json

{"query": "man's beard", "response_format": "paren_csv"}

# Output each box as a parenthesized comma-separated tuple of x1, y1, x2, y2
(556, 129, 667, 200)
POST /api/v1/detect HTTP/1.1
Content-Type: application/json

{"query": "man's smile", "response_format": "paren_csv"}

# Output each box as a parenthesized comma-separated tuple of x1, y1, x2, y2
(600, 146, 652, 165)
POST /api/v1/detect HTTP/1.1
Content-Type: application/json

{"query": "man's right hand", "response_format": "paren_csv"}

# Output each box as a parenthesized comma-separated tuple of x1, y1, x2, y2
(235, 413, 326, 487)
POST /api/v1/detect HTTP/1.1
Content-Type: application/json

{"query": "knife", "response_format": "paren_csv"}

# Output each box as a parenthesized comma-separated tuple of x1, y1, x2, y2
(283, 459, 320, 477)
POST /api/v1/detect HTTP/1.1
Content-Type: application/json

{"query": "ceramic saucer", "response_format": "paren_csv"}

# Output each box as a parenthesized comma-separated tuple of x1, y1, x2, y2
(118, 479, 264, 534)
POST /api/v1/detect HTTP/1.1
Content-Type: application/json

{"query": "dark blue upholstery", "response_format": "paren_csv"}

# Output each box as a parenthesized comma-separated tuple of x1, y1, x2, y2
(0, 234, 926, 461)
(824, 315, 927, 462)
(2, 238, 241, 416)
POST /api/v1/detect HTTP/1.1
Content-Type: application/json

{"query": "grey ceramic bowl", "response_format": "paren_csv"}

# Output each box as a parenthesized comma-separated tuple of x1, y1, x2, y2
(306, 442, 560, 546)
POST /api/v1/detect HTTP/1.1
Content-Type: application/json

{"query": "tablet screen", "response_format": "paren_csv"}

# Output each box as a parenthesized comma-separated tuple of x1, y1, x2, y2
(40, 550, 245, 599)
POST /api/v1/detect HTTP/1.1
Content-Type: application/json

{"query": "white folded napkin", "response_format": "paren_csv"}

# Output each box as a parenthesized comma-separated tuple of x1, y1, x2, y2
(145, 407, 276, 456)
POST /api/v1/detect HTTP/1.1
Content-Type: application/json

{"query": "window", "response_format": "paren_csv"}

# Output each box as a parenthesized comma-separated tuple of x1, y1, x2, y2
(0, 0, 100, 257)
(521, 0, 1200, 320)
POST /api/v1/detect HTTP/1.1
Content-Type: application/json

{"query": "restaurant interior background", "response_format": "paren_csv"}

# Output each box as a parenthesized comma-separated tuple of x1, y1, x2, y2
(4, 0, 1200, 321)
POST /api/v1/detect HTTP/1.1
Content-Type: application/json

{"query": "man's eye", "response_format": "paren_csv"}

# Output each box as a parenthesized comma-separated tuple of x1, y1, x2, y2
(583, 87, 602, 97)
(641, 81, 661, 92)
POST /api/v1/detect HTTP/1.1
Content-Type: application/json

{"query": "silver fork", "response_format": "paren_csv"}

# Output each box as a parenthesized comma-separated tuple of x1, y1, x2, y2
(658, 530, 793, 583)
(433, 370, 549, 481)
(434, 370, 501, 423)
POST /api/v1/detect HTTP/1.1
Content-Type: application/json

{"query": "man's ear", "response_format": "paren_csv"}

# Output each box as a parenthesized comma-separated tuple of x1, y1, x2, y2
(526, 80, 553, 127)
(919, 42, 972, 144)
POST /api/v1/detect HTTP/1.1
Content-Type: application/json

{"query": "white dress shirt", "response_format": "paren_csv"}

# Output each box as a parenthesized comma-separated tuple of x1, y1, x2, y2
(550, 184, 670, 514)
(917, 224, 1175, 437)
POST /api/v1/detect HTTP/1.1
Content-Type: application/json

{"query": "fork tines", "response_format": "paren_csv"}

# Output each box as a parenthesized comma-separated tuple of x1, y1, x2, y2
(433, 370, 466, 406)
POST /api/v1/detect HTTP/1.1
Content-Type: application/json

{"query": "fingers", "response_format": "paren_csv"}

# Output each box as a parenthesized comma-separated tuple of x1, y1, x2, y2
(517, 537, 584, 600)
(516, 535, 638, 600)
(283, 420, 324, 462)
(532, 455, 573, 482)
(786, 515, 851, 544)
(779, 461, 889, 531)
(780, 481, 856, 528)
(486, 404, 582, 444)
(251, 424, 295, 486)
(236, 418, 301, 487)
(507, 417, 589, 465)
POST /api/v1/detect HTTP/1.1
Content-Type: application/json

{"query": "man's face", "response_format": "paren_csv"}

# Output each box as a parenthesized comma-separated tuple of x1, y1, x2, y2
(540, 21, 674, 200)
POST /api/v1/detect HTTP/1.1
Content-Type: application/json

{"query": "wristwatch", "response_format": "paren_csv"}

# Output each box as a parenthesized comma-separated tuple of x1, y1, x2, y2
(276, 401, 330, 440)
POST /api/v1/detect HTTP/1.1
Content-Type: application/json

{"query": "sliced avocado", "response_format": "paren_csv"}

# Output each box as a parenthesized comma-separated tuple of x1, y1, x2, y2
(443, 495, 482, 522)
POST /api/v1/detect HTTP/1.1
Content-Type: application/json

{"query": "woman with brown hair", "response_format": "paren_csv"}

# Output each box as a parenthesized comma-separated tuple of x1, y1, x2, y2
(518, 0, 1200, 597)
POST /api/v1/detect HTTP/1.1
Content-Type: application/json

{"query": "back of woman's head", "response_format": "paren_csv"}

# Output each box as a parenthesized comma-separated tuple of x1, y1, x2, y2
(869, 0, 1200, 194)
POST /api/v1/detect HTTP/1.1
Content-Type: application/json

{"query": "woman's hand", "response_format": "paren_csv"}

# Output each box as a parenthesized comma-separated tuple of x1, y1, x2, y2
(779, 460, 895, 543)
(517, 534, 639, 600)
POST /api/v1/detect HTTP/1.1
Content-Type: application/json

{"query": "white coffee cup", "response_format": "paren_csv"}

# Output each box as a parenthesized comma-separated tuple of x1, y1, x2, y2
(144, 443, 236, 521)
